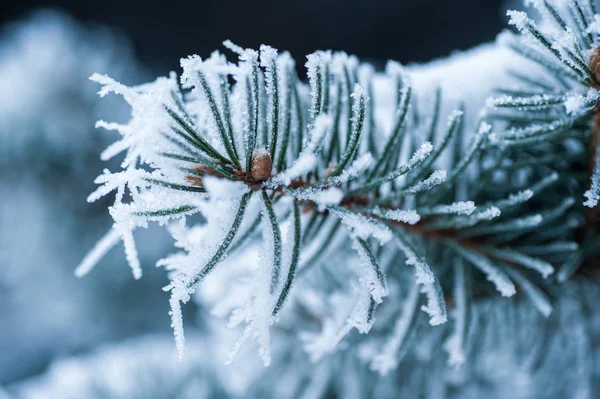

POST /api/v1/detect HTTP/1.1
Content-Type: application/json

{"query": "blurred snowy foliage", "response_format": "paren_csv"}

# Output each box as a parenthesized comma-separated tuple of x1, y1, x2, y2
(11, 334, 231, 399)
(7, 277, 599, 399)
(240, 277, 600, 399)
(0, 10, 137, 168)
(0, 10, 177, 384)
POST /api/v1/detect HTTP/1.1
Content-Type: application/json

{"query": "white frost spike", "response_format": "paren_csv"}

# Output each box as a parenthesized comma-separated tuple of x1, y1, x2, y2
(306, 53, 321, 101)
(584, 185, 600, 208)
(514, 214, 543, 229)
(179, 54, 204, 89)
(328, 153, 373, 185)
(407, 141, 434, 169)
(346, 287, 376, 333)
(440, 206, 501, 229)
(260, 45, 278, 93)
(421, 201, 476, 216)
(260, 45, 280, 153)
(169, 295, 185, 361)
(507, 10, 532, 33)
(94, 120, 131, 157)
(392, 234, 435, 286)
(87, 169, 147, 203)
(564, 93, 586, 115)
(406, 170, 446, 194)
(225, 325, 252, 365)
(74, 229, 121, 278)
(371, 282, 419, 375)
(501, 190, 533, 207)
(90, 73, 136, 101)
(479, 206, 501, 220)
(437, 203, 470, 218)
(552, 29, 585, 75)
(90, 71, 177, 168)
(350, 83, 367, 123)
(376, 208, 420, 225)
(565, 89, 600, 115)
(117, 224, 142, 280)
(351, 238, 388, 303)
(420, 278, 447, 326)
(222, 39, 244, 55)
(305, 51, 330, 120)
(331, 207, 392, 244)
(293, 187, 344, 211)
(584, 141, 600, 208)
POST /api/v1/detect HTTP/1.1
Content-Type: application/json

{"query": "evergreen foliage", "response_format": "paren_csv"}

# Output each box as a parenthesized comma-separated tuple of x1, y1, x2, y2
(78, 0, 600, 385)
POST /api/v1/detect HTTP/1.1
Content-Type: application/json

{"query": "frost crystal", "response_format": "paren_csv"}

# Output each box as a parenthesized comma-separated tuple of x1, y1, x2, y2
(407, 141, 434, 168)
(74, 229, 121, 278)
(405, 170, 447, 194)
(507, 10, 530, 32)
(376, 208, 421, 225)
(294, 187, 344, 211)
(351, 238, 388, 303)
(327, 153, 373, 185)
(565, 89, 600, 115)
(331, 206, 393, 244)
(169, 295, 186, 360)
(420, 201, 476, 216)
(420, 278, 448, 326)
(584, 143, 600, 207)
(392, 234, 435, 286)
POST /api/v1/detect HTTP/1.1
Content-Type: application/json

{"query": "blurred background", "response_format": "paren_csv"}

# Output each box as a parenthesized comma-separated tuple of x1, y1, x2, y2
(0, 0, 516, 395)
(1, 0, 508, 75)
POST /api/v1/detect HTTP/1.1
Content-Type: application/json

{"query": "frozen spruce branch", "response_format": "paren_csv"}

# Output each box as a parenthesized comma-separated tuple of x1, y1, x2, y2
(77, 0, 600, 375)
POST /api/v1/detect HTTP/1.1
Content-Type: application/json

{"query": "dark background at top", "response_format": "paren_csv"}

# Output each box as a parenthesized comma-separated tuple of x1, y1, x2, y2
(1, 0, 507, 75)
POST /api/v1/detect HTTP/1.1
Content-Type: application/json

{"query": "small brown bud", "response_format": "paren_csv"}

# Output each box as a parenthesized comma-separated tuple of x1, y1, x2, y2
(251, 148, 272, 181)
(590, 47, 600, 85)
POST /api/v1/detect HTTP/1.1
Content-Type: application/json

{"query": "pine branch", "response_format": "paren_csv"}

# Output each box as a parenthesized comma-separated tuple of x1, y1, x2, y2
(82, 2, 600, 369)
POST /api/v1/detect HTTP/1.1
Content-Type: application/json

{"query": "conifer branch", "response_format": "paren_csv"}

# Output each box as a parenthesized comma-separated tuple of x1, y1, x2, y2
(81, 1, 600, 369)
